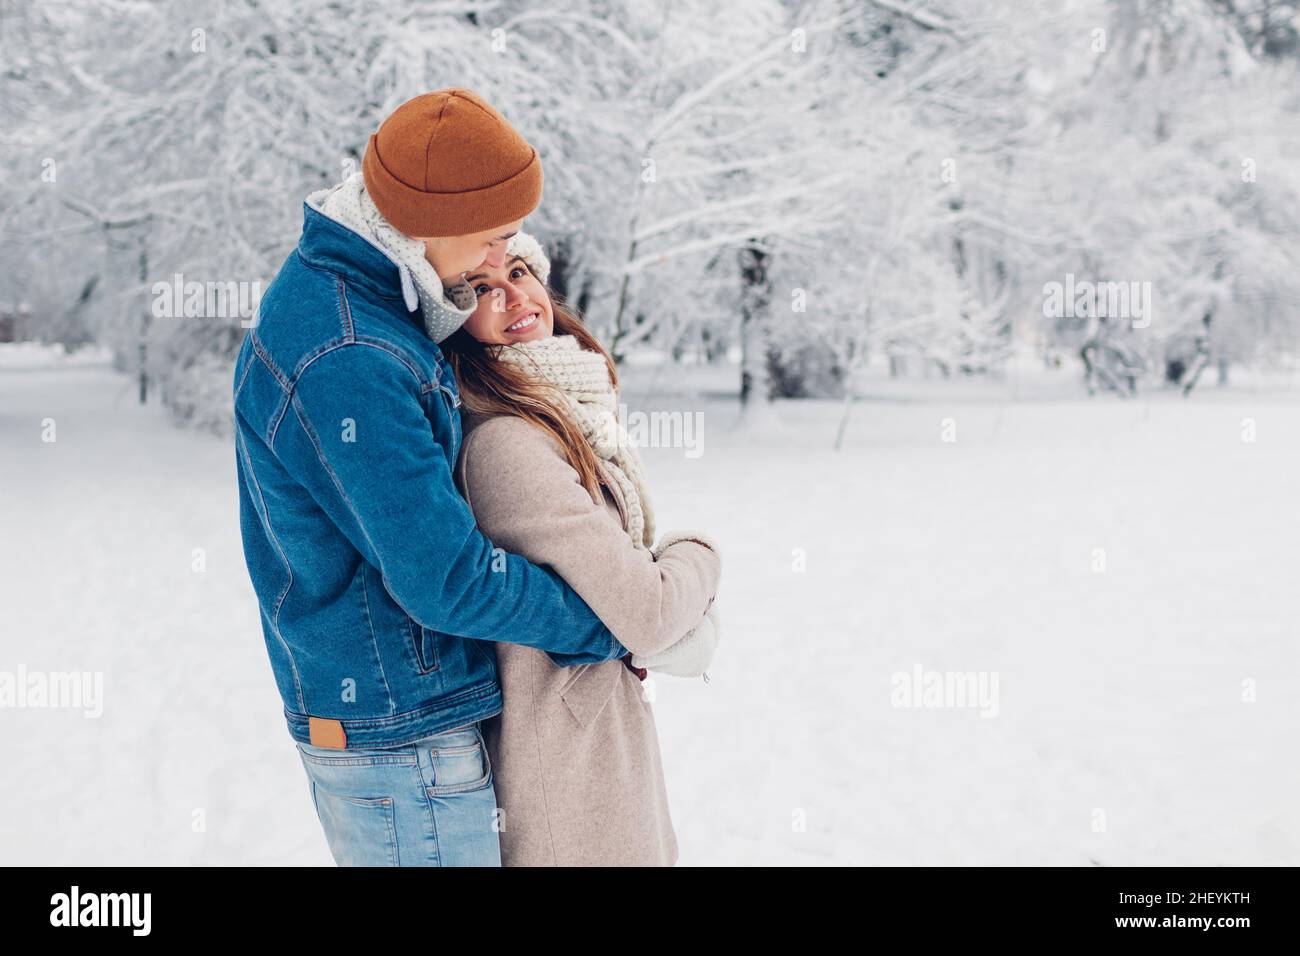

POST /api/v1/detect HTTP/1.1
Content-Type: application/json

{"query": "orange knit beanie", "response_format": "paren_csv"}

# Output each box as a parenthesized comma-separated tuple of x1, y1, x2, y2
(361, 88, 543, 238)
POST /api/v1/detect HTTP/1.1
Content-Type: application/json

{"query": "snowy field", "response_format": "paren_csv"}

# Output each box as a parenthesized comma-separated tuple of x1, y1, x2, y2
(2, 346, 1298, 866)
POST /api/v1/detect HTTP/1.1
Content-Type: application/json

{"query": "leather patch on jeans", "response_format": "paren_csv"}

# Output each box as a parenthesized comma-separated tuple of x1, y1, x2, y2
(308, 717, 347, 749)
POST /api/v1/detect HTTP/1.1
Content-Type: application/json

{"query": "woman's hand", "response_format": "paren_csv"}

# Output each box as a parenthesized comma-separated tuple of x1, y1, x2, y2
(653, 530, 721, 561)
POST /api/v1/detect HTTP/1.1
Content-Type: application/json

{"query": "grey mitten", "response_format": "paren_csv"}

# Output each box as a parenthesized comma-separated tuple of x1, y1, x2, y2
(631, 605, 720, 678)
(444, 272, 478, 311)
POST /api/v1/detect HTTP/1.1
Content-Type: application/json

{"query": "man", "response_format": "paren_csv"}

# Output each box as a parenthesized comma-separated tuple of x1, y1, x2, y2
(232, 89, 627, 866)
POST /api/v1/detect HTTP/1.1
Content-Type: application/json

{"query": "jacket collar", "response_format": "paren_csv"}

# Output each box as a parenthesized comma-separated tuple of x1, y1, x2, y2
(299, 174, 476, 343)
(296, 200, 406, 302)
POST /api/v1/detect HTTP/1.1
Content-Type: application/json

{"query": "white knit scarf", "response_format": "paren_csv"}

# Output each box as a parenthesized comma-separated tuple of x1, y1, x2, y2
(490, 335, 656, 550)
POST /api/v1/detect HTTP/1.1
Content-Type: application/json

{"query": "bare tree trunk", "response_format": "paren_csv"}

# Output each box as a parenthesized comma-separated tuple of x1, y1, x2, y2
(1181, 311, 1214, 398)
(738, 244, 771, 408)
(608, 195, 643, 364)
(137, 241, 149, 405)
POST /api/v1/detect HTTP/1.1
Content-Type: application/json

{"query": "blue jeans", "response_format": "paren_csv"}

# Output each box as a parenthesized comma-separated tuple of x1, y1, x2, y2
(296, 721, 501, 866)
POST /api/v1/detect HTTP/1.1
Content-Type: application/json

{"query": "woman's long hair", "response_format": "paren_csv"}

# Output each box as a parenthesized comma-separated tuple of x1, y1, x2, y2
(441, 290, 619, 503)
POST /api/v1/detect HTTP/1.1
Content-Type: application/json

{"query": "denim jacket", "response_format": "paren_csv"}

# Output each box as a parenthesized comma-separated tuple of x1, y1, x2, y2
(233, 199, 627, 749)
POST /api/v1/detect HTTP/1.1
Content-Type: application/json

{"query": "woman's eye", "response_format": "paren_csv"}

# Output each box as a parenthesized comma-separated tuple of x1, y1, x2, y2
(511, 267, 526, 279)
(474, 284, 491, 297)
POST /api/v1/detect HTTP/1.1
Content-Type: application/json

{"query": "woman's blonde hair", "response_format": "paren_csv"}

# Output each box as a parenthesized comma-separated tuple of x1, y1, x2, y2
(441, 287, 619, 503)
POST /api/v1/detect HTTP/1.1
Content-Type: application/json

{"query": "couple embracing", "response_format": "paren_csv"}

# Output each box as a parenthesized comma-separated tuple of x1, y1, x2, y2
(233, 88, 721, 866)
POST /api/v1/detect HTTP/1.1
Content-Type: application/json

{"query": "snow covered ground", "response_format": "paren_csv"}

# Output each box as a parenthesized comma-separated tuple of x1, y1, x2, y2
(2, 347, 1298, 865)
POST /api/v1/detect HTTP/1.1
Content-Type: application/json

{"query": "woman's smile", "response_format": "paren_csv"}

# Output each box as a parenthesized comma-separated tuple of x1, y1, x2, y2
(504, 310, 541, 335)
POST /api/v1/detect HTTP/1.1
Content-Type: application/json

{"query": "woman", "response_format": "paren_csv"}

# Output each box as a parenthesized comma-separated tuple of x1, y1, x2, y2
(441, 231, 722, 866)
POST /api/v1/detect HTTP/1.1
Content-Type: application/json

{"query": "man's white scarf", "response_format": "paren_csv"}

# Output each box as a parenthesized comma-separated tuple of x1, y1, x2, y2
(309, 172, 476, 343)
(491, 335, 656, 550)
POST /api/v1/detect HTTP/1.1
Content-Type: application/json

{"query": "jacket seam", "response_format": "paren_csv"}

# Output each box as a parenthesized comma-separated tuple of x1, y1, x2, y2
(267, 392, 292, 447)
(250, 332, 290, 390)
(303, 339, 429, 390)
(283, 337, 371, 411)
(249, 334, 294, 446)
(438, 381, 461, 409)
(233, 352, 254, 399)
(354, 338, 433, 385)
(293, 246, 405, 302)
(336, 276, 355, 339)
(236, 427, 305, 711)
(357, 564, 394, 715)
(458, 427, 481, 515)
(283, 680, 499, 729)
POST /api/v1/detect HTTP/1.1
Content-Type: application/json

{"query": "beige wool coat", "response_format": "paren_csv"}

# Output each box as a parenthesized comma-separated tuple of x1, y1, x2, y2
(454, 410, 721, 866)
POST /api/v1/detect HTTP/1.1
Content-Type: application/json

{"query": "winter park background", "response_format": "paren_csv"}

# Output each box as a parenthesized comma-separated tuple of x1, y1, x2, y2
(2, 0, 1299, 866)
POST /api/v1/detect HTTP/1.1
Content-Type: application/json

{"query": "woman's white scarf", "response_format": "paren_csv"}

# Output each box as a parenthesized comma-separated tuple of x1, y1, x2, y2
(490, 335, 656, 550)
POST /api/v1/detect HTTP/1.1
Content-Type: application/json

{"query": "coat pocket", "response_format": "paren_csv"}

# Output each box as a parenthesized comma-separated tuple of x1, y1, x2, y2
(558, 662, 621, 728)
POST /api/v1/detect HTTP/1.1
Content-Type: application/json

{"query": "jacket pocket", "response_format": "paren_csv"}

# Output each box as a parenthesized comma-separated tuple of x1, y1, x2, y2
(558, 662, 621, 728)
(408, 619, 441, 674)
(420, 378, 462, 461)
(437, 382, 461, 448)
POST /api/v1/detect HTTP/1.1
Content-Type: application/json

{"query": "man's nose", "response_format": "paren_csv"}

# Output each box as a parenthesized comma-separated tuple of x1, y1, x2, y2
(484, 245, 508, 268)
